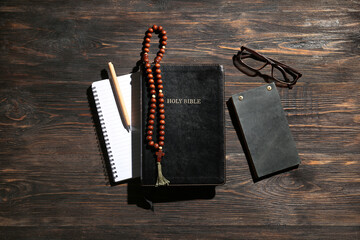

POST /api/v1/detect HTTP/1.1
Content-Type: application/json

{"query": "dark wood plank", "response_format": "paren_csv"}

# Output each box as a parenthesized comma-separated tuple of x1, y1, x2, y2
(0, 0, 359, 239)
(1, 226, 360, 240)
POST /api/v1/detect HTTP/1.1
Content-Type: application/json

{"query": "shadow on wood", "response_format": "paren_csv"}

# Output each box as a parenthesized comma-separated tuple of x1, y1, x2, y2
(127, 178, 216, 210)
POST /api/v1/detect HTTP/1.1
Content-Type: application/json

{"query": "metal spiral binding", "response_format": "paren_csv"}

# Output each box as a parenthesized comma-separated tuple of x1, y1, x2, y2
(92, 86, 118, 179)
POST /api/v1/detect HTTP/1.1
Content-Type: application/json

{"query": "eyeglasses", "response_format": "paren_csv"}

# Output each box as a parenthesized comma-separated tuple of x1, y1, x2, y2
(233, 46, 302, 89)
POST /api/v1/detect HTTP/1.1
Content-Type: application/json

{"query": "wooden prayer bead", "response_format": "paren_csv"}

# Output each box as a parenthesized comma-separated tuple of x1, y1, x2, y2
(142, 25, 168, 170)
(155, 56, 161, 63)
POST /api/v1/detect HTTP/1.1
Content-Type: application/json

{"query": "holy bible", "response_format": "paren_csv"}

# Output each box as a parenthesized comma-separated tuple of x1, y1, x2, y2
(141, 65, 225, 186)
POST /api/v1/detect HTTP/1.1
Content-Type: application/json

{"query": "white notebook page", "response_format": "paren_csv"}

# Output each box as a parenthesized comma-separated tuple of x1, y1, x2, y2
(92, 74, 136, 182)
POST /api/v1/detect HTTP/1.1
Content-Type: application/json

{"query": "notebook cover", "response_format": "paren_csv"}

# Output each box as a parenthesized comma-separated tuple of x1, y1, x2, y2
(141, 65, 225, 186)
(230, 83, 300, 178)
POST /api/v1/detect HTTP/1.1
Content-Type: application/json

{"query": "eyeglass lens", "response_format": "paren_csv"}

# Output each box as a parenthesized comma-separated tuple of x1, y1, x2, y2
(240, 49, 268, 70)
(272, 65, 298, 83)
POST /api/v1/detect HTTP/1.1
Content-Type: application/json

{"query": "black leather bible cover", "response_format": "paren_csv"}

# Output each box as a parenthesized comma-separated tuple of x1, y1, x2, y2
(231, 83, 300, 179)
(141, 65, 225, 186)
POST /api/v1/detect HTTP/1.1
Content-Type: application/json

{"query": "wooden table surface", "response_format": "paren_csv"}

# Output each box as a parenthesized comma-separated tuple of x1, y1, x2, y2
(1, 0, 359, 239)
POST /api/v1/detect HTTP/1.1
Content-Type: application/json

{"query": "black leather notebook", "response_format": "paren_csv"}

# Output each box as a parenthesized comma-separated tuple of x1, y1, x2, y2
(141, 65, 225, 186)
(230, 83, 300, 179)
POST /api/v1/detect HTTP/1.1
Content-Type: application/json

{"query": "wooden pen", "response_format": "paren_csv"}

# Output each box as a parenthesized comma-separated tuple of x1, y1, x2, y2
(108, 62, 131, 132)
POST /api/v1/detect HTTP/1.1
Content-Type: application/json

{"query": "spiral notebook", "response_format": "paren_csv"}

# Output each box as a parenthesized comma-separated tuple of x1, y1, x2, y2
(91, 73, 140, 183)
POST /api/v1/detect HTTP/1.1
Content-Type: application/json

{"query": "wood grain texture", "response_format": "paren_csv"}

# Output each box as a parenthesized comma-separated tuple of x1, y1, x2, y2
(0, 0, 359, 239)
